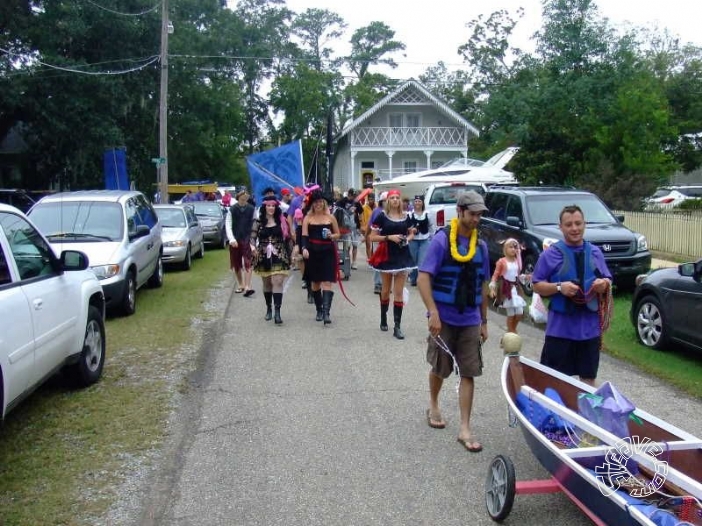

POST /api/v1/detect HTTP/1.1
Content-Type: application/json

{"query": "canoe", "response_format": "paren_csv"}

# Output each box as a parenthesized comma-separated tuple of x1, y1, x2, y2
(485, 343, 702, 525)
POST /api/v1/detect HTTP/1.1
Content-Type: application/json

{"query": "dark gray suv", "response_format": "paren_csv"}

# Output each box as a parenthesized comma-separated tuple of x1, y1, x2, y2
(478, 187, 651, 292)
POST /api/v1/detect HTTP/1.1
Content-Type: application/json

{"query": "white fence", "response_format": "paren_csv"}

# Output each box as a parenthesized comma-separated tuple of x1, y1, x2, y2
(614, 210, 702, 259)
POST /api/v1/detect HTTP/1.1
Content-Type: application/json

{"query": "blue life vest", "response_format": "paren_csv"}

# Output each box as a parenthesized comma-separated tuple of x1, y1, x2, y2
(432, 227, 485, 313)
(549, 240, 598, 313)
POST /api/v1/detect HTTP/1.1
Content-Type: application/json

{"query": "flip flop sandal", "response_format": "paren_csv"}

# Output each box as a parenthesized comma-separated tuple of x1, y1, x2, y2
(244, 289, 255, 297)
(457, 436, 483, 453)
(426, 409, 446, 429)
(234, 288, 245, 293)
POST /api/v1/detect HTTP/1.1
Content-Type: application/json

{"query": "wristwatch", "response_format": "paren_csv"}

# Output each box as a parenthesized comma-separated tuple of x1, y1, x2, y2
(556, 282, 562, 293)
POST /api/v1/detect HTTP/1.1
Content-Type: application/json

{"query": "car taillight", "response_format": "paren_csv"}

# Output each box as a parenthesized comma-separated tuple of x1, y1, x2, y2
(660, 197, 675, 203)
(436, 209, 445, 227)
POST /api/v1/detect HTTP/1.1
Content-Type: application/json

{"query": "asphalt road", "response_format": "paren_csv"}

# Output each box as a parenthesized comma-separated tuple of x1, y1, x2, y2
(133, 260, 701, 526)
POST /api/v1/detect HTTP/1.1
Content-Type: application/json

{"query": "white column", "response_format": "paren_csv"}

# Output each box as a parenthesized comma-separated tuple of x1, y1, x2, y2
(386, 150, 395, 180)
(350, 151, 357, 189)
(423, 150, 434, 170)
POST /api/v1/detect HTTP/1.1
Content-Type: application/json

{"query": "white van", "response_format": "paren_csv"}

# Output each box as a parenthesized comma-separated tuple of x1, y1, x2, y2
(28, 190, 163, 315)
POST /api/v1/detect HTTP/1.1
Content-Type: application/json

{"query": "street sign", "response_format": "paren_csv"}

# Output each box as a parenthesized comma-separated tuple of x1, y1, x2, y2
(151, 157, 166, 165)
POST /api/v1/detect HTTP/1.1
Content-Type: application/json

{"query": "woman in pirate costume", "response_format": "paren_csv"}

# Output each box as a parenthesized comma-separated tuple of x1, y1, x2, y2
(301, 189, 341, 325)
(250, 196, 293, 324)
(368, 189, 416, 339)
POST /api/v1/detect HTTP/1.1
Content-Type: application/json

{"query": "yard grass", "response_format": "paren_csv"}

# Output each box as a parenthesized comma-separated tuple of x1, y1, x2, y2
(603, 292, 702, 397)
(0, 249, 232, 526)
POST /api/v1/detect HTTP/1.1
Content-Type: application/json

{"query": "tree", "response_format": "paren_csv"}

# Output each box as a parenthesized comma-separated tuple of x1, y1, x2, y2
(346, 22, 405, 80)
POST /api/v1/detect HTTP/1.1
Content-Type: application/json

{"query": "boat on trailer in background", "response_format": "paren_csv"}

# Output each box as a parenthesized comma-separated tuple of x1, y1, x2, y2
(485, 344, 702, 525)
(372, 146, 519, 199)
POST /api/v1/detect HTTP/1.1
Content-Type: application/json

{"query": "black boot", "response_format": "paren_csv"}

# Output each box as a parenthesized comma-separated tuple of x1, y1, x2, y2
(313, 289, 323, 321)
(380, 300, 389, 331)
(307, 288, 314, 304)
(264, 292, 273, 321)
(273, 293, 283, 325)
(322, 290, 334, 325)
(393, 303, 405, 340)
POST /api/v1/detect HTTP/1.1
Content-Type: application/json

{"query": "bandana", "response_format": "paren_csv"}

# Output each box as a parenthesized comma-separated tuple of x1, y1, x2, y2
(387, 189, 401, 198)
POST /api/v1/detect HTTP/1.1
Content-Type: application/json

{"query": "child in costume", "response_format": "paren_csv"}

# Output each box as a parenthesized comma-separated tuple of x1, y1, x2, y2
(489, 238, 527, 333)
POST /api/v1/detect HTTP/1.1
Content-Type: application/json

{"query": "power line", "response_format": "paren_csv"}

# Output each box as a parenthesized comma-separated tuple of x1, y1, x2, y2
(0, 47, 160, 75)
(82, 0, 160, 17)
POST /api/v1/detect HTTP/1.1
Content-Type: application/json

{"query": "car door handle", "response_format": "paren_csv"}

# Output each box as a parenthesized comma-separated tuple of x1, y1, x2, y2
(147, 242, 154, 250)
(33, 298, 44, 310)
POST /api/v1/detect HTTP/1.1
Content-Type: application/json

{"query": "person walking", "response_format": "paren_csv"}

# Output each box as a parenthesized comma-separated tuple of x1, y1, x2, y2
(250, 196, 292, 324)
(366, 192, 388, 294)
(368, 189, 416, 339)
(301, 190, 341, 325)
(407, 194, 432, 287)
(226, 187, 256, 296)
(360, 192, 376, 262)
(531, 204, 613, 386)
(488, 238, 528, 333)
(417, 190, 490, 453)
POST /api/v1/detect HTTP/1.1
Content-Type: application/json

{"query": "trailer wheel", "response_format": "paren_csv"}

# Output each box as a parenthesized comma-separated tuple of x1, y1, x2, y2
(485, 454, 516, 522)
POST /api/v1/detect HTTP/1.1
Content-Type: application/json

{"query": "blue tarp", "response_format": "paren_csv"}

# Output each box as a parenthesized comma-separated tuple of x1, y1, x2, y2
(104, 148, 129, 190)
(246, 140, 304, 203)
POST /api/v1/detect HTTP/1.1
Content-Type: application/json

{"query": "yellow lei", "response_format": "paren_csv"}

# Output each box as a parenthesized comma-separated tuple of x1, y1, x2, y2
(449, 218, 477, 262)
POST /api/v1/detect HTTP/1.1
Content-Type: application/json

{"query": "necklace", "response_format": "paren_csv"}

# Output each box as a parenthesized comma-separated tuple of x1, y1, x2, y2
(449, 218, 477, 262)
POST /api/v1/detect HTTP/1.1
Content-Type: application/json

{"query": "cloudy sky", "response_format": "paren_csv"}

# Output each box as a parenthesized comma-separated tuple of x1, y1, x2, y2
(281, 0, 702, 79)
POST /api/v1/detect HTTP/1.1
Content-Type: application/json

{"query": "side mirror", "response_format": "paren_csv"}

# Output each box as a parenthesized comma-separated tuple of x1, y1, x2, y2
(506, 216, 522, 228)
(60, 250, 90, 271)
(616, 214, 625, 223)
(130, 224, 150, 240)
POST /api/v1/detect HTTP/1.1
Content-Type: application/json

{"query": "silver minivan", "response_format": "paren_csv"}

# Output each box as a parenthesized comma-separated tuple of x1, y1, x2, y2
(28, 190, 163, 315)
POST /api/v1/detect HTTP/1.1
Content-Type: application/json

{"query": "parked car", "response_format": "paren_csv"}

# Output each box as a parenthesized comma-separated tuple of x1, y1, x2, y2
(0, 189, 36, 213)
(630, 258, 702, 352)
(478, 186, 651, 293)
(0, 204, 106, 419)
(190, 200, 227, 249)
(644, 185, 702, 211)
(423, 182, 491, 231)
(154, 204, 205, 269)
(28, 190, 163, 316)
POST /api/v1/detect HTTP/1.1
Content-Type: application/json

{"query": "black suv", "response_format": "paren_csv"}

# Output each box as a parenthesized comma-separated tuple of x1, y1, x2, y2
(479, 187, 651, 292)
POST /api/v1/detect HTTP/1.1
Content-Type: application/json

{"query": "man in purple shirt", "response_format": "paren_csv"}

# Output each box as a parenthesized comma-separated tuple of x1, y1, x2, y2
(417, 191, 490, 453)
(532, 204, 612, 385)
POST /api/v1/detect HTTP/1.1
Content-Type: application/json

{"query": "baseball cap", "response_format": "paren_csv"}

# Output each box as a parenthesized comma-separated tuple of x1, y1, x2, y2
(379, 191, 389, 202)
(281, 188, 291, 196)
(456, 191, 488, 212)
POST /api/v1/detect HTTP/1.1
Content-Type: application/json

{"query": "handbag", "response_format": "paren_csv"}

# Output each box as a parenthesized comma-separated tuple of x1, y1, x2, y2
(368, 241, 389, 267)
(529, 292, 548, 324)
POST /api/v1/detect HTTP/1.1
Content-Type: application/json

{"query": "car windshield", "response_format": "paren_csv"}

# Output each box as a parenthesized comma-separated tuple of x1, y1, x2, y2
(650, 188, 674, 199)
(28, 201, 123, 241)
(191, 202, 222, 217)
(526, 194, 616, 225)
(155, 208, 186, 228)
(428, 185, 485, 205)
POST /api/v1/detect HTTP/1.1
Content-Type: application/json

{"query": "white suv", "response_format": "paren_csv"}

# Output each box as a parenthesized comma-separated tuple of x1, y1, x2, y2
(28, 190, 163, 315)
(0, 204, 106, 419)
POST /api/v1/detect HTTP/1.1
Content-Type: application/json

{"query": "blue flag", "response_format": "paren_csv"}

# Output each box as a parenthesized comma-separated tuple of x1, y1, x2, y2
(247, 140, 304, 202)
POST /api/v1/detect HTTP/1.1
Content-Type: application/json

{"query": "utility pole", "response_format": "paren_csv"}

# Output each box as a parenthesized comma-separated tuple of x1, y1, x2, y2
(157, 0, 170, 204)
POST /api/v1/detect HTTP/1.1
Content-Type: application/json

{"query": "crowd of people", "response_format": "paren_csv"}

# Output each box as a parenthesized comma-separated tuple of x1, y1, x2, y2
(223, 184, 613, 453)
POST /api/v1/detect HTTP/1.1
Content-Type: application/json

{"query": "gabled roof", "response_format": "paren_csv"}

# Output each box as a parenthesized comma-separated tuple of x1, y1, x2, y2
(337, 78, 480, 139)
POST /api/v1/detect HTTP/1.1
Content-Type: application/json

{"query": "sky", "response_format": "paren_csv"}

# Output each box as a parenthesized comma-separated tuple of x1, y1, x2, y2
(281, 0, 702, 80)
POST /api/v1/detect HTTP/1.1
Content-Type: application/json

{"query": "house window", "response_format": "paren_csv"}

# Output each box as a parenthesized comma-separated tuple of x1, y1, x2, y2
(389, 114, 403, 131)
(406, 114, 420, 129)
(403, 160, 418, 173)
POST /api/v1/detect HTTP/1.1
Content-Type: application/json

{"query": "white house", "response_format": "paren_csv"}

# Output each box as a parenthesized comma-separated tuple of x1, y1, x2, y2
(331, 78, 480, 191)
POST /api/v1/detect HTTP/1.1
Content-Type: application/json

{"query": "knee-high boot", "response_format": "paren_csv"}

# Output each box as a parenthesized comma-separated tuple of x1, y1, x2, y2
(313, 289, 323, 321)
(380, 299, 389, 331)
(393, 302, 405, 340)
(263, 292, 273, 321)
(273, 293, 283, 325)
(322, 290, 334, 325)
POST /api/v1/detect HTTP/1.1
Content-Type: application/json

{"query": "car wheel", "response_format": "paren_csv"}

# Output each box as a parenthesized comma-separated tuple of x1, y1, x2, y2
(521, 254, 537, 297)
(65, 306, 106, 387)
(121, 271, 137, 316)
(195, 239, 205, 259)
(635, 295, 668, 350)
(182, 246, 192, 270)
(148, 256, 164, 288)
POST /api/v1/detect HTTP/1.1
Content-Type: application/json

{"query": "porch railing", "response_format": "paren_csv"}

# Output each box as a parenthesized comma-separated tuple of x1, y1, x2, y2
(350, 127, 467, 148)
